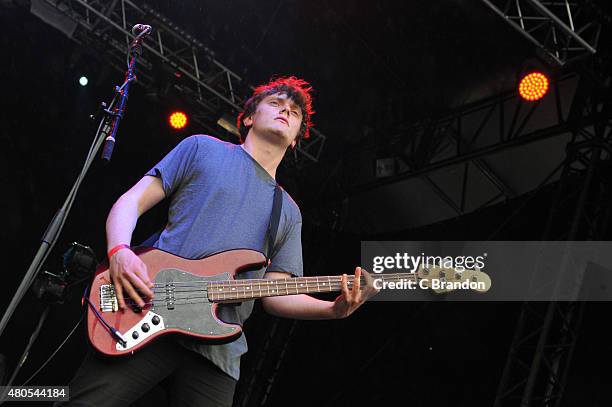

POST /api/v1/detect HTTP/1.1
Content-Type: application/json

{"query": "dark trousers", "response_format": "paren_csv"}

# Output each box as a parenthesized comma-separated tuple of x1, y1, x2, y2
(54, 337, 236, 407)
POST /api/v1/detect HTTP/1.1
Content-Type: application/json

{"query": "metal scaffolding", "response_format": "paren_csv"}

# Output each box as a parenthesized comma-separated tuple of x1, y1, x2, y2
(478, 3, 611, 404)
(36, 0, 326, 166)
(324, 63, 609, 405)
(344, 73, 581, 216)
(480, 0, 603, 66)
(494, 71, 612, 406)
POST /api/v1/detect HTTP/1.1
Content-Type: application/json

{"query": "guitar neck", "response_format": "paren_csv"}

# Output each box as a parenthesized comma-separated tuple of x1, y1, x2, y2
(208, 273, 416, 302)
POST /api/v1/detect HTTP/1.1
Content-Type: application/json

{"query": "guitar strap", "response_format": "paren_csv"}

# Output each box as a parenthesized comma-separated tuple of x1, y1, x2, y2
(266, 184, 283, 264)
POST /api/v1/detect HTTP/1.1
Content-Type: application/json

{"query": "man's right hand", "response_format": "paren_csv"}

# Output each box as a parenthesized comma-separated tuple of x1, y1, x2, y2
(109, 248, 155, 309)
(106, 176, 164, 309)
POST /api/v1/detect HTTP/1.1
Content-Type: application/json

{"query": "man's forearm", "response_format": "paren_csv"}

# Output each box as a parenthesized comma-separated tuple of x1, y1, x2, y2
(106, 196, 140, 251)
(261, 294, 338, 320)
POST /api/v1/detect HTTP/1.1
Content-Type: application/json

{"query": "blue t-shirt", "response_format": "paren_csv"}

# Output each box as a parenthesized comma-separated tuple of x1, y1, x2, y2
(144, 135, 303, 379)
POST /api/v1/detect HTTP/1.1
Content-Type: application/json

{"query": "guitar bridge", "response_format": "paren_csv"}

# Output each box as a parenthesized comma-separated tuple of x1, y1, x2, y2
(100, 284, 119, 312)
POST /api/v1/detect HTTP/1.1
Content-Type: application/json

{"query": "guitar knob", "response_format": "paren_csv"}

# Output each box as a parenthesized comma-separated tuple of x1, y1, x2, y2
(152, 316, 160, 325)
(141, 323, 150, 332)
(132, 331, 139, 339)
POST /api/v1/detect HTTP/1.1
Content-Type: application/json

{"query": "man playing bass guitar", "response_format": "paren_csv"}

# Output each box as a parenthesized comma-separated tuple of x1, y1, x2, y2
(58, 76, 379, 407)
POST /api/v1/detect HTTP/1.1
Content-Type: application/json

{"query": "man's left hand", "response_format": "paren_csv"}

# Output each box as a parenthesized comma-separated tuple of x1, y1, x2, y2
(332, 267, 380, 319)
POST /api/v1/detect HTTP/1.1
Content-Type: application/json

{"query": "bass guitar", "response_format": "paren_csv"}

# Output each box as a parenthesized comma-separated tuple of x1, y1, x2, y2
(87, 247, 490, 356)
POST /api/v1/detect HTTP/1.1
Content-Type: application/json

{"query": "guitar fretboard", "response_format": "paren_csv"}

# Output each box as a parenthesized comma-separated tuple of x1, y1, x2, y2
(207, 273, 418, 302)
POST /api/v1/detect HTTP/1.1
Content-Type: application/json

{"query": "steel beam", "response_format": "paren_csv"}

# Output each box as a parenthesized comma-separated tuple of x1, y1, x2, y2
(480, 0, 603, 65)
(36, 0, 326, 164)
(350, 73, 579, 195)
(494, 71, 612, 407)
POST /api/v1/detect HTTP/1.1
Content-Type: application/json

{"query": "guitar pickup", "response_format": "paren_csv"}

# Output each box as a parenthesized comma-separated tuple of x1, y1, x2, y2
(165, 283, 175, 310)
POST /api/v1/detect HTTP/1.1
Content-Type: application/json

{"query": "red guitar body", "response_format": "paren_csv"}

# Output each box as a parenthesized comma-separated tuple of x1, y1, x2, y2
(87, 248, 267, 356)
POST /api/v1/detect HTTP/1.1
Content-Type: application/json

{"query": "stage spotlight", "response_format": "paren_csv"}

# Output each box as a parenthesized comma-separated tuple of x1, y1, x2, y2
(169, 111, 188, 129)
(519, 72, 549, 101)
(79, 76, 88, 86)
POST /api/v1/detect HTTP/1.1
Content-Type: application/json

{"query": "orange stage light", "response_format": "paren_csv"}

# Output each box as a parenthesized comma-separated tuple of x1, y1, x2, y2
(169, 111, 188, 129)
(518, 72, 549, 101)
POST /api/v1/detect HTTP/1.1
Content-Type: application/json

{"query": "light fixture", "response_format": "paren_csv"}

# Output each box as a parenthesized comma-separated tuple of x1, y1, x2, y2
(169, 111, 188, 130)
(519, 72, 549, 101)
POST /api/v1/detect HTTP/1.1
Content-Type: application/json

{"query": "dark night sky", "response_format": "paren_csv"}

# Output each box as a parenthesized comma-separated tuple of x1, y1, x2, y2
(1, 1, 611, 406)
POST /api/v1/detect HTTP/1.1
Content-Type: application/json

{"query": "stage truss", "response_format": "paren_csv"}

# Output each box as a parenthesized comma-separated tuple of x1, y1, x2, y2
(34, 0, 326, 167)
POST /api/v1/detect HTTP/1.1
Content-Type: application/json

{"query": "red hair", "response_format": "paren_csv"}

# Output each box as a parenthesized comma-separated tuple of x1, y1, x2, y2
(237, 76, 315, 142)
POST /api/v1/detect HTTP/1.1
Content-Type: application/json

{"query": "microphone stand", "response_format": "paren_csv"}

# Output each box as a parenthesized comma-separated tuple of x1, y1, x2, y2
(100, 29, 145, 161)
(0, 26, 150, 398)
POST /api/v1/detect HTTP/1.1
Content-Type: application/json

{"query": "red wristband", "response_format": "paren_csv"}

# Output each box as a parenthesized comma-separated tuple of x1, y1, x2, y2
(108, 244, 130, 260)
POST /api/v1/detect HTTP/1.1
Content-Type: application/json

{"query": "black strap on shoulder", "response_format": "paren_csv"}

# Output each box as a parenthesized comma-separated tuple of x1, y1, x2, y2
(266, 185, 283, 263)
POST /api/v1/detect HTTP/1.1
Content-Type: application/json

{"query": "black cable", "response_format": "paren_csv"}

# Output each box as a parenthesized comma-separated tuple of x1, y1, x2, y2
(21, 314, 84, 386)
(83, 285, 127, 348)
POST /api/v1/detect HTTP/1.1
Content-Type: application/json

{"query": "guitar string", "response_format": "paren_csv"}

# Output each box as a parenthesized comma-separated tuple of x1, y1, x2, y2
(120, 276, 424, 294)
(104, 274, 477, 311)
(146, 273, 419, 287)
(144, 278, 394, 294)
(105, 270, 462, 294)
(119, 282, 353, 307)
(143, 274, 419, 290)
(115, 277, 419, 308)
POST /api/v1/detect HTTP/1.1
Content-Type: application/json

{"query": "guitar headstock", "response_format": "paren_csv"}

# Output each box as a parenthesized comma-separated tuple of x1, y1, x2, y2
(416, 265, 491, 294)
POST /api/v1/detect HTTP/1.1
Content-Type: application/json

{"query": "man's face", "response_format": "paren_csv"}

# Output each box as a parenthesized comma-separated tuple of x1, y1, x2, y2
(243, 93, 303, 147)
